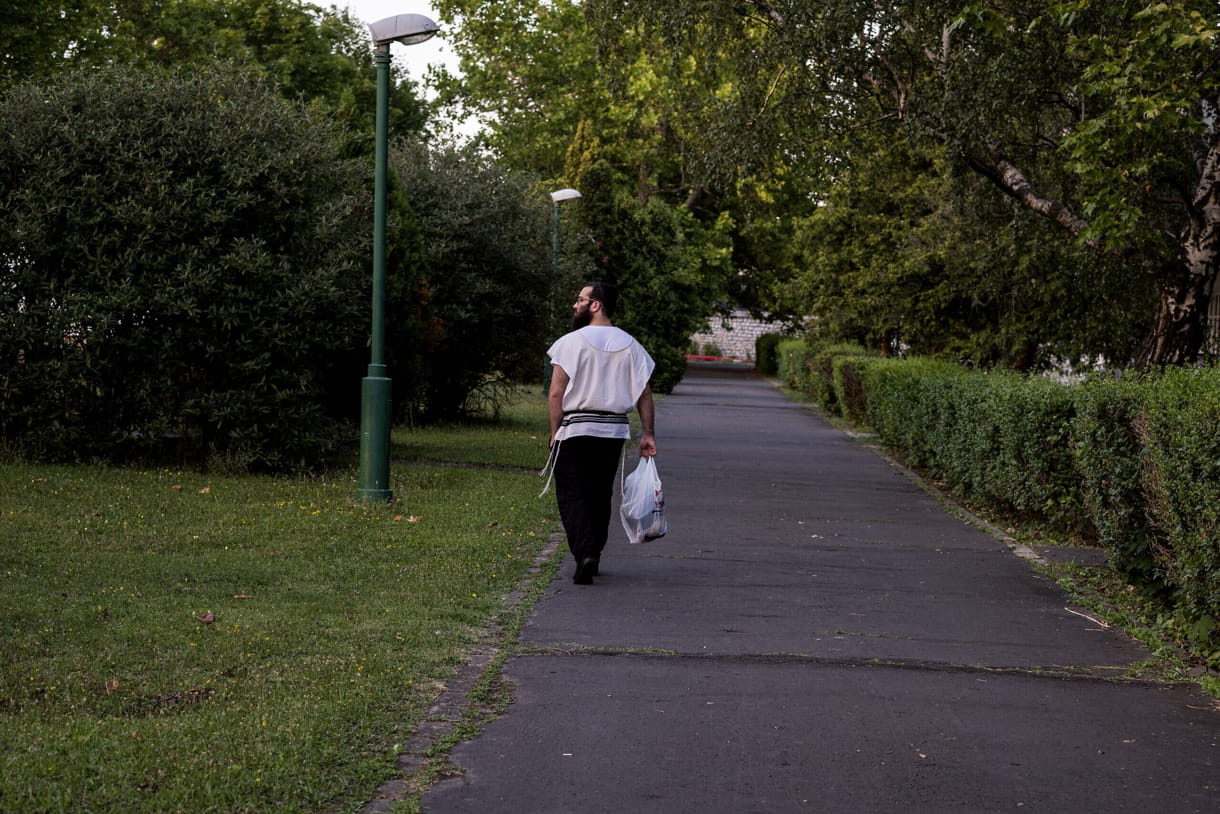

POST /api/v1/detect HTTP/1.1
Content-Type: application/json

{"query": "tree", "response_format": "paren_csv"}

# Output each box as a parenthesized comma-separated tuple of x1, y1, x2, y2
(783, 131, 1152, 368)
(431, 0, 603, 176)
(0, 0, 430, 145)
(0, 63, 368, 469)
(387, 139, 572, 421)
(0, 0, 108, 85)
(430, 2, 749, 390)
(588, 0, 1220, 366)
(573, 157, 735, 392)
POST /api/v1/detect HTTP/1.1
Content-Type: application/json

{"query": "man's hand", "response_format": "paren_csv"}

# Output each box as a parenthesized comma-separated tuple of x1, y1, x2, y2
(638, 432, 657, 457)
(636, 384, 656, 457)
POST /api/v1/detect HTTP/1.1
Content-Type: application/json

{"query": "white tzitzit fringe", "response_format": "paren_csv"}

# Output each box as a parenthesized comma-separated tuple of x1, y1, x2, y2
(538, 439, 561, 497)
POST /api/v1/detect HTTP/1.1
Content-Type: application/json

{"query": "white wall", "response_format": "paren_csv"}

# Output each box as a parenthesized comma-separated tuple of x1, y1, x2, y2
(689, 310, 787, 361)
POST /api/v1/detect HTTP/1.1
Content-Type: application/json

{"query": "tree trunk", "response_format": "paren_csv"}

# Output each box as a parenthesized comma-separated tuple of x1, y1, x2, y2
(1137, 169, 1220, 366)
(1136, 265, 1212, 367)
(965, 137, 1220, 367)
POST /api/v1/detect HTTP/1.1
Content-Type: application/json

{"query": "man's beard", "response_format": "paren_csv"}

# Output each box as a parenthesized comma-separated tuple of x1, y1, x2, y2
(569, 306, 593, 332)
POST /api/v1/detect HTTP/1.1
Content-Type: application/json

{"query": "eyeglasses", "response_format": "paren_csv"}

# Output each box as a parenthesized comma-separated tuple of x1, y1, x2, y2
(574, 296, 599, 305)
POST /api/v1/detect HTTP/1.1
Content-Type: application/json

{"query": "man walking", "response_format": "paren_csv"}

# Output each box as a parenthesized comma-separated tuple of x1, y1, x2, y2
(546, 282, 656, 584)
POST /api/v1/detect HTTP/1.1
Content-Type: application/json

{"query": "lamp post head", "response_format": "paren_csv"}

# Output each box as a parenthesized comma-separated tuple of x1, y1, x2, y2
(368, 14, 439, 48)
(550, 188, 582, 203)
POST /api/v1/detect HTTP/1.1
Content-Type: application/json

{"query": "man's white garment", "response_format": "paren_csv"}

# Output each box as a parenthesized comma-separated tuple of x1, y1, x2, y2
(548, 325, 655, 442)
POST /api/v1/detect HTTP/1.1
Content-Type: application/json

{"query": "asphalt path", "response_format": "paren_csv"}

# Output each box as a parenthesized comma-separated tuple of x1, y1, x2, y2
(421, 363, 1220, 813)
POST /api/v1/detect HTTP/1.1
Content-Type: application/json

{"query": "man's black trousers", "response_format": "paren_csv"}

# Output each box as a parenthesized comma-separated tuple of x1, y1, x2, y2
(554, 435, 625, 562)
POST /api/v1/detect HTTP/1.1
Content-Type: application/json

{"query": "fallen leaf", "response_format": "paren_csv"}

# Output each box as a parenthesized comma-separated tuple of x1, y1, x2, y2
(199, 486, 211, 494)
(233, 594, 255, 600)
(171, 484, 184, 491)
(408, 516, 422, 522)
(394, 515, 404, 521)
(197, 612, 215, 623)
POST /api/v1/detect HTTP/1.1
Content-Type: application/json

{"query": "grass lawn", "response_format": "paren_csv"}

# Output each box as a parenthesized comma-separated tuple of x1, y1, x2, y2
(0, 391, 557, 813)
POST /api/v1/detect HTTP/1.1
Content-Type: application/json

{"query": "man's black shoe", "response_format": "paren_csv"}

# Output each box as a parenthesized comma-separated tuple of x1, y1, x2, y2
(573, 557, 597, 585)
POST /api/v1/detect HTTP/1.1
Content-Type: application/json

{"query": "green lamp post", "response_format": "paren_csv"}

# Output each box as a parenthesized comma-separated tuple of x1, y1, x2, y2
(542, 188, 581, 392)
(358, 13, 439, 502)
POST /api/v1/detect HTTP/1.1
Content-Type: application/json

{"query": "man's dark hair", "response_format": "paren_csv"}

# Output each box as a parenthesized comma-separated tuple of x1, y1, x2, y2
(586, 281, 618, 318)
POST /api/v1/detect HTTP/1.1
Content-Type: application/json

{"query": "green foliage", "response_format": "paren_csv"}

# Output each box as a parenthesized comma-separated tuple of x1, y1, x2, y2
(0, 64, 366, 470)
(861, 359, 1083, 525)
(614, 201, 732, 393)
(1057, 0, 1219, 256)
(572, 160, 734, 394)
(0, 0, 429, 147)
(433, 0, 601, 176)
(1071, 373, 1163, 586)
(438, 1, 759, 367)
(831, 355, 885, 426)
(388, 139, 570, 421)
(1135, 366, 1220, 647)
(858, 357, 971, 471)
(783, 135, 1152, 369)
(815, 343, 874, 414)
(774, 338, 814, 395)
(588, 0, 1219, 366)
(0, 0, 106, 84)
(755, 333, 785, 375)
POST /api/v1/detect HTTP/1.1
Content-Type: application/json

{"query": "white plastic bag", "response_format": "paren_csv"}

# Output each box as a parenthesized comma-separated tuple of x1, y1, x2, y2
(620, 455, 667, 544)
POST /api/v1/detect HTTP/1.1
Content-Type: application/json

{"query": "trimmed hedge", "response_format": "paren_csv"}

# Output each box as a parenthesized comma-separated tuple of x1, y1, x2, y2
(775, 338, 814, 394)
(755, 333, 785, 376)
(772, 345, 1220, 661)
(1137, 367, 1220, 638)
(1072, 374, 1161, 586)
(862, 360, 1082, 526)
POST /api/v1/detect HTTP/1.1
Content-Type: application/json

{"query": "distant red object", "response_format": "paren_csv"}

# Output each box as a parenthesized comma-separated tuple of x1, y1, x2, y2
(685, 354, 752, 364)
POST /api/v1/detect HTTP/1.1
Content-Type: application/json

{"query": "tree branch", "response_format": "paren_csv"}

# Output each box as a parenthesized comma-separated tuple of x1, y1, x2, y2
(742, 0, 784, 25)
(966, 138, 1098, 246)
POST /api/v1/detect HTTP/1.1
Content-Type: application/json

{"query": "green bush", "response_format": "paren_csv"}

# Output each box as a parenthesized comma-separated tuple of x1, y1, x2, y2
(1071, 373, 1162, 586)
(755, 333, 785, 375)
(855, 355, 1220, 664)
(1136, 366, 1220, 642)
(861, 359, 1081, 524)
(830, 356, 872, 425)
(862, 357, 970, 471)
(775, 338, 811, 393)
(0, 64, 366, 470)
(979, 373, 1081, 525)
(389, 140, 556, 421)
(803, 342, 869, 413)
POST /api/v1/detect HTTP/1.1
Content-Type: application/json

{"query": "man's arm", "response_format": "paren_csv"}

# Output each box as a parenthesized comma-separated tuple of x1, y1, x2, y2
(548, 365, 570, 447)
(636, 383, 656, 457)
